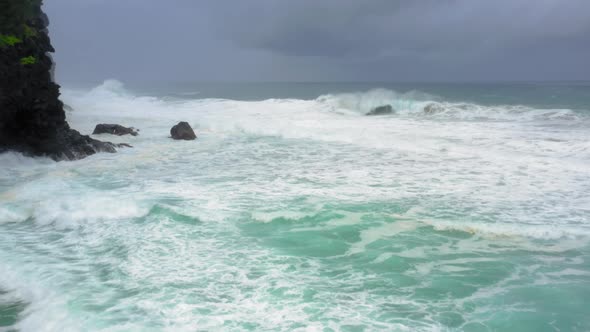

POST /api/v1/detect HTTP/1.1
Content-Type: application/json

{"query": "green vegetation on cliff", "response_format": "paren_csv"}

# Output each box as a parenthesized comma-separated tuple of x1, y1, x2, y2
(0, 34, 22, 47)
(20, 56, 37, 65)
(23, 24, 37, 38)
(1, 0, 119, 159)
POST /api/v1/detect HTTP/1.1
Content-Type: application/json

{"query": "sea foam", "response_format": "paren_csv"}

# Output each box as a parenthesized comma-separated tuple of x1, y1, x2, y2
(1, 80, 589, 331)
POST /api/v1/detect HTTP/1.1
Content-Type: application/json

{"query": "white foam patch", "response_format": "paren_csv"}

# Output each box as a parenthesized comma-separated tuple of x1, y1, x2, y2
(31, 196, 150, 229)
(347, 221, 418, 255)
(421, 218, 590, 241)
(1, 176, 151, 228)
(0, 152, 54, 167)
(0, 204, 29, 224)
(544, 268, 590, 278)
(0, 265, 84, 332)
(325, 212, 366, 227)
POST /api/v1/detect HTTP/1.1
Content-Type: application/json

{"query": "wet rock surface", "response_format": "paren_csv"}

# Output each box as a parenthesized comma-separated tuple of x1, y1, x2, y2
(170, 121, 197, 140)
(0, 1, 124, 160)
(93, 124, 139, 136)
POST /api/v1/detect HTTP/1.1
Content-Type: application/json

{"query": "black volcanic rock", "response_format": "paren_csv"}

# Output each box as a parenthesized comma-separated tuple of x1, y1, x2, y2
(0, 0, 125, 160)
(170, 122, 196, 140)
(366, 105, 394, 116)
(93, 124, 139, 136)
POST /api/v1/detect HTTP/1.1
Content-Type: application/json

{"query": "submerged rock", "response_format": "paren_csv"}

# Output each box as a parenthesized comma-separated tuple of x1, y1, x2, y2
(170, 122, 197, 140)
(93, 124, 139, 136)
(366, 105, 394, 116)
(423, 103, 444, 114)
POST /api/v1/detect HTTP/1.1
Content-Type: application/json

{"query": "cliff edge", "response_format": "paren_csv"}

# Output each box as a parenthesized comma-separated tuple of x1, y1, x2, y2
(0, 0, 119, 160)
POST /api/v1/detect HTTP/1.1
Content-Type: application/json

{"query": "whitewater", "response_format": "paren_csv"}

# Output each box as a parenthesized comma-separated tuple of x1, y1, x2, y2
(1, 81, 589, 331)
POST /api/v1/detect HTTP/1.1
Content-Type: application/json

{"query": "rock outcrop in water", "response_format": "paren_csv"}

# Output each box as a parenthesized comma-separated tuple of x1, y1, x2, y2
(93, 124, 139, 136)
(170, 121, 197, 140)
(366, 105, 394, 116)
(0, 0, 124, 160)
(423, 103, 444, 115)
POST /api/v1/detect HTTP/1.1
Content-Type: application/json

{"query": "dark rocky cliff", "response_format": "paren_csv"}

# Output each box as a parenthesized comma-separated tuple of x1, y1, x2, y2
(0, 0, 119, 160)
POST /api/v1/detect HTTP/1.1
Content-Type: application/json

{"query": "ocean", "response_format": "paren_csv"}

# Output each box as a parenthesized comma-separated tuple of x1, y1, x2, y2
(1, 81, 589, 331)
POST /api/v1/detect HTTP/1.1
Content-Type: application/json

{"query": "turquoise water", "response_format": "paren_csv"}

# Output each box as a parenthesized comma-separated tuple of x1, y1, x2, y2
(1, 81, 589, 331)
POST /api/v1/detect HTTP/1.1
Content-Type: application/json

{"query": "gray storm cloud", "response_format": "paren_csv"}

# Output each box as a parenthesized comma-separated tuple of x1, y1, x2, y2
(220, 0, 590, 56)
(44, 0, 590, 83)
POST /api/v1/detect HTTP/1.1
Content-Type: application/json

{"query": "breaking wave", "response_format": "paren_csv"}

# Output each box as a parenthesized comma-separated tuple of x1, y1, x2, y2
(317, 88, 582, 121)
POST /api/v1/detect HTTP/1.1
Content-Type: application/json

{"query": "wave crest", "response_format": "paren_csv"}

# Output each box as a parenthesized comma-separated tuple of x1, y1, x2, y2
(317, 88, 580, 121)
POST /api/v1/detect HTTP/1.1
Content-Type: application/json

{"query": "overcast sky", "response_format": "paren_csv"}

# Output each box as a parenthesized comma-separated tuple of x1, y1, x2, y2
(44, 0, 590, 84)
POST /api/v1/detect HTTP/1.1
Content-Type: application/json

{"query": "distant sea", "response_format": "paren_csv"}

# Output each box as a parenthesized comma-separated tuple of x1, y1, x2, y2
(1, 81, 589, 331)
